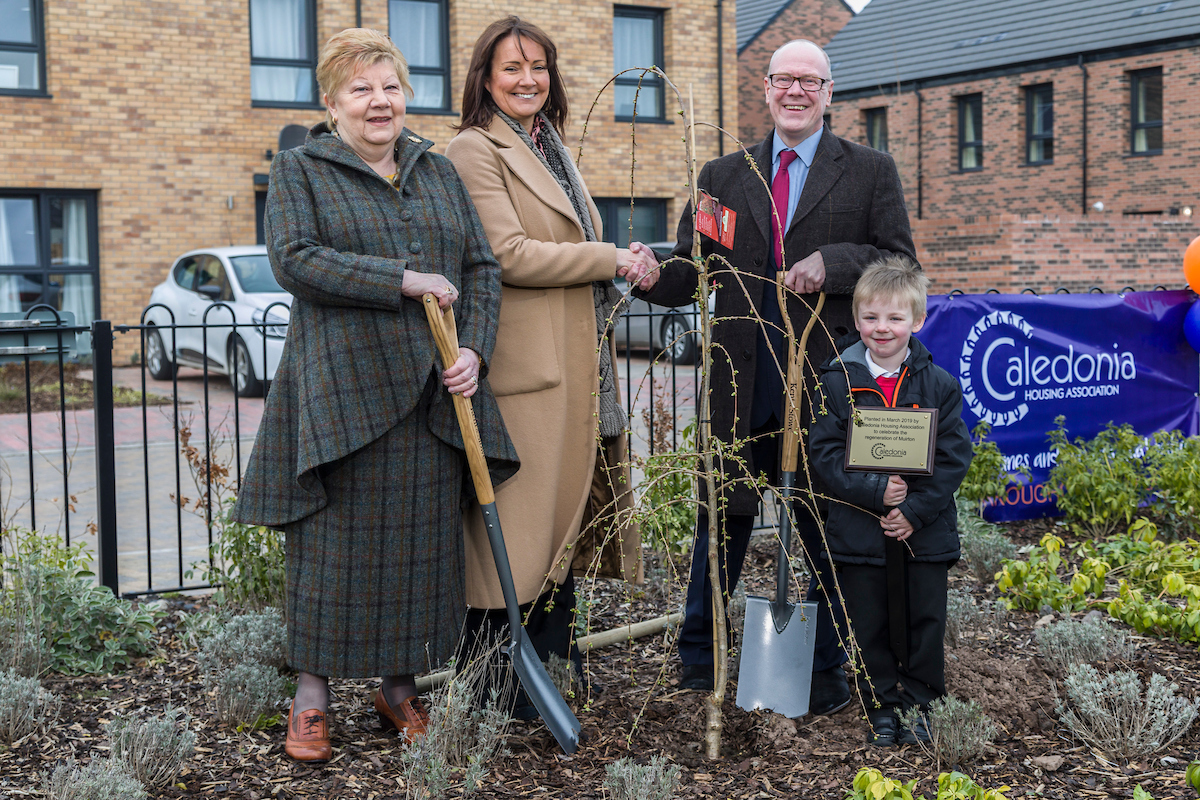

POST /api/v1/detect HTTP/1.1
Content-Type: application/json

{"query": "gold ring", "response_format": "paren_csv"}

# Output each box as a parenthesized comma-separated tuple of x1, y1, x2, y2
(471, 375, 477, 384)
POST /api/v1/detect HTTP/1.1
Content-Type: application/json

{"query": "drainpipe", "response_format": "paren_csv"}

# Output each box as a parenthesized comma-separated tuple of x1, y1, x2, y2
(356, 0, 362, 27)
(915, 87, 923, 220)
(716, 0, 725, 156)
(1080, 55, 1088, 214)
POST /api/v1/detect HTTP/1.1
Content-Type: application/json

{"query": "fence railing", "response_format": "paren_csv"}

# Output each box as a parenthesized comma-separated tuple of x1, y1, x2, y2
(0, 304, 699, 598)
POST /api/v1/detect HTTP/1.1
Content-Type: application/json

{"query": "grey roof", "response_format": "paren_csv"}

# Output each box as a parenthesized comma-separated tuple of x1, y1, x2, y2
(825, 0, 1200, 95)
(738, 0, 796, 51)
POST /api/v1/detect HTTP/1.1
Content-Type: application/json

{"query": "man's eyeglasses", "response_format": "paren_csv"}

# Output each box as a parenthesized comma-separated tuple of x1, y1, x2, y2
(768, 74, 830, 92)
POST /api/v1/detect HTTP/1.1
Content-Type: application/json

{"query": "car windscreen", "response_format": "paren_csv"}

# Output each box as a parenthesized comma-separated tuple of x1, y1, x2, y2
(230, 255, 285, 294)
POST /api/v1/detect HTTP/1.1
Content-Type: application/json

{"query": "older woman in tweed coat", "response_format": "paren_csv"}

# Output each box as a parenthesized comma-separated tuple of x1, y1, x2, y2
(233, 29, 517, 762)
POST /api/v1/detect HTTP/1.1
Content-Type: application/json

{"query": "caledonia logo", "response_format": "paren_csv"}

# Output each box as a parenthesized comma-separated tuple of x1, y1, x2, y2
(959, 311, 1136, 427)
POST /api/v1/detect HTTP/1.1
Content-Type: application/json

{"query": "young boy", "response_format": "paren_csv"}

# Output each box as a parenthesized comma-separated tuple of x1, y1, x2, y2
(808, 255, 972, 746)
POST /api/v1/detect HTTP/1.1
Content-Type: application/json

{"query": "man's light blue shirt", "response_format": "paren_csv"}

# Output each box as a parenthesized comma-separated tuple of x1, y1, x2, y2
(771, 127, 823, 231)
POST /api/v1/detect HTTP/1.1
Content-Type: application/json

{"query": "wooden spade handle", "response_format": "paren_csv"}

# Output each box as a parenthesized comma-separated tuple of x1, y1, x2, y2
(777, 283, 826, 473)
(422, 294, 495, 505)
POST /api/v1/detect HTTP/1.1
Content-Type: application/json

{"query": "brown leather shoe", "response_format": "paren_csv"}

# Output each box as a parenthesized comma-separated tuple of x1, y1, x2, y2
(285, 701, 331, 762)
(374, 690, 429, 743)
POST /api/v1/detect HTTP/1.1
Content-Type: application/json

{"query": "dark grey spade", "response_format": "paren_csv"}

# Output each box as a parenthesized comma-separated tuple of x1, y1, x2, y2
(423, 294, 581, 755)
(736, 292, 826, 719)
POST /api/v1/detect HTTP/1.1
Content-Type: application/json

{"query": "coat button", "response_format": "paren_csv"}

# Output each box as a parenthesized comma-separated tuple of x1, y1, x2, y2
(400, 210, 413, 221)
(742, 349, 752, 361)
(409, 241, 422, 253)
(753, 256, 763, 266)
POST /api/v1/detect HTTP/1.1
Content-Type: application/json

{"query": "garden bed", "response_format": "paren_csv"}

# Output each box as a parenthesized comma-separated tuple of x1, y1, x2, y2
(5, 517, 1200, 798)
(0, 362, 171, 414)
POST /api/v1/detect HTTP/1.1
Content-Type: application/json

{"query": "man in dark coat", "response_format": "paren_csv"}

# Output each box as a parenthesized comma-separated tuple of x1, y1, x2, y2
(635, 39, 916, 714)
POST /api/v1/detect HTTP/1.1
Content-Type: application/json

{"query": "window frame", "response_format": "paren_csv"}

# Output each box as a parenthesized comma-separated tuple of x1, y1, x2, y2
(864, 107, 888, 152)
(0, 0, 48, 96)
(0, 189, 101, 322)
(388, 0, 451, 113)
(1130, 67, 1163, 156)
(957, 93, 984, 172)
(613, 6, 666, 122)
(593, 198, 668, 248)
(1025, 83, 1053, 165)
(248, 0, 320, 109)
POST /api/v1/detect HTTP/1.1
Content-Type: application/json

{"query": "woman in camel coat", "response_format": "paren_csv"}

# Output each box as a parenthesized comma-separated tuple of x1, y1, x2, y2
(445, 15, 652, 716)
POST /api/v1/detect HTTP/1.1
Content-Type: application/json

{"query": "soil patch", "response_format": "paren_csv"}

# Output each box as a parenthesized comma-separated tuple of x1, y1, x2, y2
(5, 524, 1200, 798)
(0, 361, 171, 414)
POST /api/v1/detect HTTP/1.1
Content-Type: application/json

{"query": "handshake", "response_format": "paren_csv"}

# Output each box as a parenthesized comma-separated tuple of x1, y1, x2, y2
(616, 241, 661, 292)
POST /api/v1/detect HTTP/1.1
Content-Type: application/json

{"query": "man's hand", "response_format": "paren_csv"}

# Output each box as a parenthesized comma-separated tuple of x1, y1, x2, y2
(881, 508, 914, 541)
(883, 474, 908, 507)
(784, 250, 825, 294)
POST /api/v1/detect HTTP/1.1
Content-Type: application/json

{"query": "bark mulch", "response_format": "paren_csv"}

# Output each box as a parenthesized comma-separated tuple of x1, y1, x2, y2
(4, 517, 1200, 798)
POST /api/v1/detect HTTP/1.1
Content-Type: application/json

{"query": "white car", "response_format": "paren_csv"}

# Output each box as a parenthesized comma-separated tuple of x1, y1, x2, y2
(142, 246, 291, 397)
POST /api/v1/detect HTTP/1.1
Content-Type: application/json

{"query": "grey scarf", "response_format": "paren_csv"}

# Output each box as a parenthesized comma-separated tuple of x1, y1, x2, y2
(497, 110, 625, 439)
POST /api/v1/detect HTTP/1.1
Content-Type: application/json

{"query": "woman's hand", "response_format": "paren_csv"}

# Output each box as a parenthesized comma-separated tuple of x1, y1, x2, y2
(443, 347, 482, 397)
(403, 270, 459, 308)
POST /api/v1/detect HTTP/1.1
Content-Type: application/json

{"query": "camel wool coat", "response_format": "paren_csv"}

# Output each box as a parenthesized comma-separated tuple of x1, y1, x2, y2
(446, 117, 641, 608)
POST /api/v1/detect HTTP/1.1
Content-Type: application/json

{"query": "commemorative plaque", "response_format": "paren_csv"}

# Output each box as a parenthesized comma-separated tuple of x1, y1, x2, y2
(844, 407, 938, 476)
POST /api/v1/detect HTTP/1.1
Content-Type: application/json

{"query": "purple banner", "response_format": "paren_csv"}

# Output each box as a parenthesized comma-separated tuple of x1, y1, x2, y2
(916, 290, 1200, 521)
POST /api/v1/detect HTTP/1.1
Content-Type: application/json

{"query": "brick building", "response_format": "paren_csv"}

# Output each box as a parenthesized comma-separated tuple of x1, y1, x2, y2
(736, 0, 854, 146)
(0, 0, 735, 359)
(823, 0, 1200, 293)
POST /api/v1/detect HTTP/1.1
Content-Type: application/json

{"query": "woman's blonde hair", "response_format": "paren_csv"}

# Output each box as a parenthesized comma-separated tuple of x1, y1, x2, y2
(317, 28, 412, 130)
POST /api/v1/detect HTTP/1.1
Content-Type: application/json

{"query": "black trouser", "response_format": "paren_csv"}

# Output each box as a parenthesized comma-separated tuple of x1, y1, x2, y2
(678, 423, 848, 672)
(839, 561, 948, 711)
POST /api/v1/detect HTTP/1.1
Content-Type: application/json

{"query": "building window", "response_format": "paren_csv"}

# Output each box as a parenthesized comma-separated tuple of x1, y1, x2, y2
(0, 191, 100, 331)
(957, 94, 983, 171)
(594, 199, 667, 247)
(249, 0, 317, 106)
(389, 0, 449, 111)
(1131, 67, 1163, 154)
(0, 0, 45, 94)
(613, 7, 665, 120)
(1025, 83, 1053, 164)
(865, 107, 888, 152)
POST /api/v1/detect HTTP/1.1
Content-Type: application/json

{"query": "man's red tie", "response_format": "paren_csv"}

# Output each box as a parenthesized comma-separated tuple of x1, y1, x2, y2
(772, 149, 798, 269)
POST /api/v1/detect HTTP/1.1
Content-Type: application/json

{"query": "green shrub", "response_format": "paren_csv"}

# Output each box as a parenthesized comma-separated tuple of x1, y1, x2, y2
(845, 767, 1010, 800)
(0, 609, 48, 678)
(957, 502, 1017, 585)
(603, 754, 682, 800)
(902, 696, 997, 770)
(1, 528, 159, 675)
(1058, 664, 1198, 759)
(209, 662, 290, 729)
(40, 758, 147, 800)
(400, 659, 514, 800)
(996, 533, 1107, 613)
(958, 422, 1029, 515)
(188, 500, 285, 612)
(196, 608, 285, 673)
(635, 392, 697, 559)
(1047, 418, 1151, 538)
(0, 667, 60, 743)
(106, 706, 195, 790)
(1034, 616, 1132, 675)
(1143, 430, 1200, 539)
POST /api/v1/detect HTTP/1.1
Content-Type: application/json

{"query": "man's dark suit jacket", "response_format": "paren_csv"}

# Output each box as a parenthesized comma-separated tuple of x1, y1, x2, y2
(638, 126, 916, 516)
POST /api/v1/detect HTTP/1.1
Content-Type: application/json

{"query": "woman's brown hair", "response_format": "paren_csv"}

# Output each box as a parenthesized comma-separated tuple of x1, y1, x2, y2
(455, 16, 569, 136)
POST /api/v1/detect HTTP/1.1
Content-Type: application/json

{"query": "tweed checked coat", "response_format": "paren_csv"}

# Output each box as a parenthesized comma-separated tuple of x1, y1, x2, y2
(233, 124, 519, 531)
(637, 127, 916, 516)
(445, 117, 641, 609)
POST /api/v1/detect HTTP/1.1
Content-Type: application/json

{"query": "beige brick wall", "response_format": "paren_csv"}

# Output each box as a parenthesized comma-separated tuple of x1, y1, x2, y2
(0, 0, 736, 360)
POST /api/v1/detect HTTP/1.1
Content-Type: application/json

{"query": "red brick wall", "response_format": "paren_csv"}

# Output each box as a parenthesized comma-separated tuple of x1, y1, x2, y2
(916, 214, 1199, 295)
(828, 45, 1200, 220)
(736, 0, 853, 147)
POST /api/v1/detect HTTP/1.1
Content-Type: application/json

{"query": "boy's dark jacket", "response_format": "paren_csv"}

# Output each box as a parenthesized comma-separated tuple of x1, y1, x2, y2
(809, 334, 973, 566)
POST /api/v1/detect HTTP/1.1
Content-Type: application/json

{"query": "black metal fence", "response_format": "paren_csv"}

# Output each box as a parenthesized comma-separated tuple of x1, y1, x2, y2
(0, 305, 699, 598)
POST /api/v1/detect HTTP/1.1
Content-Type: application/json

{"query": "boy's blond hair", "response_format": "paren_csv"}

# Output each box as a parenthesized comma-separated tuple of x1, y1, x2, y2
(852, 255, 928, 320)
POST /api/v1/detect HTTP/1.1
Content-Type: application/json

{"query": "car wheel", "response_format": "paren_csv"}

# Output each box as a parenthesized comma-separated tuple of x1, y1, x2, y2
(229, 337, 264, 398)
(145, 327, 177, 380)
(660, 314, 697, 364)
